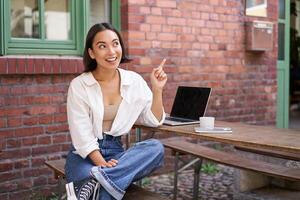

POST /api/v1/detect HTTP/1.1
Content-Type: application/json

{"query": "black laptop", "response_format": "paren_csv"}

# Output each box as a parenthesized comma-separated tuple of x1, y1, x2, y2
(163, 86, 211, 126)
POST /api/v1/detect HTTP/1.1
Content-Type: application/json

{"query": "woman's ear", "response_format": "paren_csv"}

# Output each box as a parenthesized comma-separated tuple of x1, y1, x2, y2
(88, 48, 95, 59)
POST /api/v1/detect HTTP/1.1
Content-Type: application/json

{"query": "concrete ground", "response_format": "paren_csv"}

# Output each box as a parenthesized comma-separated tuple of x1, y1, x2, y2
(144, 164, 234, 200)
(144, 164, 300, 200)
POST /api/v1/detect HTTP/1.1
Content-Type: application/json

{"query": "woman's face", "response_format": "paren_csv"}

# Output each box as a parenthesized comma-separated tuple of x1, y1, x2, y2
(88, 30, 122, 70)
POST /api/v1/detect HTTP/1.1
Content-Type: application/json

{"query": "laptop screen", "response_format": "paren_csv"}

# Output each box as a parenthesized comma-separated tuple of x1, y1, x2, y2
(170, 86, 211, 120)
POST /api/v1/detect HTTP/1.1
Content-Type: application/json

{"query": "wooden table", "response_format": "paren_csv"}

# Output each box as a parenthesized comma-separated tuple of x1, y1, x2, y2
(135, 121, 300, 155)
(135, 121, 300, 199)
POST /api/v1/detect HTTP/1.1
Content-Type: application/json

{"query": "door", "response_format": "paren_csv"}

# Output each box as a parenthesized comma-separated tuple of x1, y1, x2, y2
(277, 0, 290, 128)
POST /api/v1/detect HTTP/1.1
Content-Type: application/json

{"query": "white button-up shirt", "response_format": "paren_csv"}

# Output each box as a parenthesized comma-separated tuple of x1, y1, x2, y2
(67, 68, 165, 158)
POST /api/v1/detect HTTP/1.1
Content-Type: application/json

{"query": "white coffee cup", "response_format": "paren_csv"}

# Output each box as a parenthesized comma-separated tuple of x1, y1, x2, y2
(199, 117, 215, 129)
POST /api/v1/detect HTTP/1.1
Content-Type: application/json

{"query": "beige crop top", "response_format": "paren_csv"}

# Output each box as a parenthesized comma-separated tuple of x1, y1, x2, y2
(102, 102, 121, 132)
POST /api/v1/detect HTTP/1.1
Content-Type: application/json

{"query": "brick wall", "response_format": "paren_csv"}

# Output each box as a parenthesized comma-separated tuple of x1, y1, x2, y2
(0, 57, 83, 199)
(120, 0, 278, 185)
(0, 0, 279, 199)
(121, 0, 278, 124)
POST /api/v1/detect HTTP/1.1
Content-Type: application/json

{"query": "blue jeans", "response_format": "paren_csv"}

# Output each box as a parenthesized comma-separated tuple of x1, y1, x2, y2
(65, 135, 164, 200)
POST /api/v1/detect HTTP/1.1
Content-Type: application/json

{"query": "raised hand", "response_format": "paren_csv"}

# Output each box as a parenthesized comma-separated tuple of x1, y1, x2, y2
(150, 58, 168, 90)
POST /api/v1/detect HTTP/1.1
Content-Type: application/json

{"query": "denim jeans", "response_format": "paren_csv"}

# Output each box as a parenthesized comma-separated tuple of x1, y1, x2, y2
(65, 135, 164, 200)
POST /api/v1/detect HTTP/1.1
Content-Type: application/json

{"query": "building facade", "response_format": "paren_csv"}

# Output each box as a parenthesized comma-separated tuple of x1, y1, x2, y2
(0, 0, 283, 199)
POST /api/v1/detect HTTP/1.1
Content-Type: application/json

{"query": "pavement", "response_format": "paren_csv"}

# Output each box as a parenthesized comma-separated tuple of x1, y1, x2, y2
(144, 164, 234, 200)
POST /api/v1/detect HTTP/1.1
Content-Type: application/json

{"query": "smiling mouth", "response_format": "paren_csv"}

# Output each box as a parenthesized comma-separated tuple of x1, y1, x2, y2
(105, 57, 118, 62)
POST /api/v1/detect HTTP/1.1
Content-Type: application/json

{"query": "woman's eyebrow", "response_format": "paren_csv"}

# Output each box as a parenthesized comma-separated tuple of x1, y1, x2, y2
(96, 41, 105, 45)
(95, 39, 119, 45)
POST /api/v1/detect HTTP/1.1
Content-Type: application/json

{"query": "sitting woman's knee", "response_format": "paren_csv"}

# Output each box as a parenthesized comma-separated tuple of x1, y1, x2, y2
(147, 139, 164, 156)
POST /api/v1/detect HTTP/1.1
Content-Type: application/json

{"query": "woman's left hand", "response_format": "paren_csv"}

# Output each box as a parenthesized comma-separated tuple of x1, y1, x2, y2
(150, 58, 168, 90)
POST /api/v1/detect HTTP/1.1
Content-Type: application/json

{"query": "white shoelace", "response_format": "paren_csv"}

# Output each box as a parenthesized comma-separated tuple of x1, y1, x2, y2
(66, 178, 100, 200)
(79, 179, 99, 200)
(92, 182, 100, 200)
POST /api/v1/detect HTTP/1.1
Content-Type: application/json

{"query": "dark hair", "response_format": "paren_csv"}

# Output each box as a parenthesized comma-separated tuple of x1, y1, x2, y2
(83, 23, 131, 72)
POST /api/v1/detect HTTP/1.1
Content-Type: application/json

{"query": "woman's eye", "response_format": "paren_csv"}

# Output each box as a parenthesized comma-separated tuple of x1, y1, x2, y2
(113, 41, 119, 46)
(99, 44, 105, 49)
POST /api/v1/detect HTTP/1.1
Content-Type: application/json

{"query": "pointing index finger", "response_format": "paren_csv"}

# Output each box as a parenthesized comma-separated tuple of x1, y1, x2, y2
(158, 58, 166, 69)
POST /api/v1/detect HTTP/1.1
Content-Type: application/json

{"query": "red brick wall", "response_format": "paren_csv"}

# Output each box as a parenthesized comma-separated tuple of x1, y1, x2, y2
(0, 0, 279, 199)
(0, 57, 83, 199)
(121, 0, 278, 124)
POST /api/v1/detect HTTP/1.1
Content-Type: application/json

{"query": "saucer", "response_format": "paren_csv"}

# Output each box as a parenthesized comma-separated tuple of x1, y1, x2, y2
(194, 127, 232, 134)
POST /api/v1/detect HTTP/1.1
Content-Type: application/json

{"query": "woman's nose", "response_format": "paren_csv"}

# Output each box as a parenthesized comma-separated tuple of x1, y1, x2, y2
(107, 46, 115, 54)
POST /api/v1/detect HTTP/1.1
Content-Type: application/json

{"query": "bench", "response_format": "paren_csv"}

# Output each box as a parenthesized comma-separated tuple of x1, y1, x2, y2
(234, 145, 300, 161)
(161, 138, 300, 200)
(45, 159, 168, 200)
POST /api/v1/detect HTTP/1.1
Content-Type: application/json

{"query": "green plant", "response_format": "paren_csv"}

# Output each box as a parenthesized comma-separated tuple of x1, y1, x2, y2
(47, 193, 61, 200)
(141, 177, 151, 186)
(213, 143, 223, 151)
(29, 192, 60, 200)
(201, 162, 219, 175)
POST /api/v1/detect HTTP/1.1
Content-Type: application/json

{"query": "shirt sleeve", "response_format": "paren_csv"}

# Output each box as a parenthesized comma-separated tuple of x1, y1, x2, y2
(135, 78, 166, 127)
(67, 81, 99, 158)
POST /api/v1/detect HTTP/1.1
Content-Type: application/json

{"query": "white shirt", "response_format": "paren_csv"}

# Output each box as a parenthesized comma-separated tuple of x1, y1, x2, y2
(67, 68, 165, 158)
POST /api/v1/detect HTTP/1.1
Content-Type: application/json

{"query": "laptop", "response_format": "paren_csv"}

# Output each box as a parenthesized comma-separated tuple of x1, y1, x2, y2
(163, 86, 211, 126)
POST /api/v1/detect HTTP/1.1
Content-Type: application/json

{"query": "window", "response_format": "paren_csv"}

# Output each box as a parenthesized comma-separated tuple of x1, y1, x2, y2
(89, 0, 111, 28)
(0, 0, 120, 55)
(245, 0, 267, 17)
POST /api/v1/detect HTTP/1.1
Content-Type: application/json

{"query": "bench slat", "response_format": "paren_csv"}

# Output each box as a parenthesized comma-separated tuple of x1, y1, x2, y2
(45, 159, 168, 200)
(45, 160, 66, 179)
(235, 146, 300, 161)
(162, 139, 300, 182)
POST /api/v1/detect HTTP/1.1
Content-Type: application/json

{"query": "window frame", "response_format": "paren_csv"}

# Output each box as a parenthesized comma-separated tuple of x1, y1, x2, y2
(0, 0, 120, 56)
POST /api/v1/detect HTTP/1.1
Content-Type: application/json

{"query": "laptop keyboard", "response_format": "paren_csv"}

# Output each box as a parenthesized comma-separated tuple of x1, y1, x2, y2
(166, 117, 194, 122)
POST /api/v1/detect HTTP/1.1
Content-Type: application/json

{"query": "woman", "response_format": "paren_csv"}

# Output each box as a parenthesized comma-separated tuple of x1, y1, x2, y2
(65, 23, 167, 200)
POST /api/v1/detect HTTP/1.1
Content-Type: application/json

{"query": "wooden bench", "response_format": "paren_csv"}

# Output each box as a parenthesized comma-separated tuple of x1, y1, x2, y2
(234, 145, 300, 161)
(45, 159, 168, 200)
(161, 138, 300, 200)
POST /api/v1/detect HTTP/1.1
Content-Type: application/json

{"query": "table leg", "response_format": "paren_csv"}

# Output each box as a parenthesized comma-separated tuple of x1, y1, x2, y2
(57, 176, 66, 200)
(135, 128, 142, 186)
(178, 158, 200, 173)
(125, 134, 130, 149)
(173, 151, 179, 200)
(135, 127, 141, 142)
(193, 159, 203, 200)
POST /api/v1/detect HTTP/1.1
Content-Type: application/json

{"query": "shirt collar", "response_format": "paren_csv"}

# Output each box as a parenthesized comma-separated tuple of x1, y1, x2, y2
(118, 68, 132, 87)
(83, 72, 97, 86)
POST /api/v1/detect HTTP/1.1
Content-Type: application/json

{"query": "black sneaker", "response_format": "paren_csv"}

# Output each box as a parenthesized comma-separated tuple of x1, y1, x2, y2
(65, 177, 100, 200)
